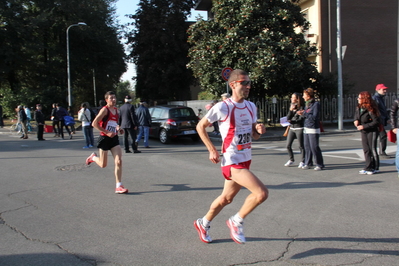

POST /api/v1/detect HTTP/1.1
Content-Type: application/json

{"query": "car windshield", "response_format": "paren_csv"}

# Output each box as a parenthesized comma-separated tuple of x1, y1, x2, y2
(169, 108, 195, 118)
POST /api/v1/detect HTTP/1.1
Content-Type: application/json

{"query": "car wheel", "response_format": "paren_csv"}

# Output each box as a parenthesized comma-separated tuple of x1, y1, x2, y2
(159, 129, 170, 144)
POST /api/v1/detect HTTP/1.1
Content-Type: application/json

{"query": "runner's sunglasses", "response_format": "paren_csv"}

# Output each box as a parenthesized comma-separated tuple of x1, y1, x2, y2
(233, 80, 251, 86)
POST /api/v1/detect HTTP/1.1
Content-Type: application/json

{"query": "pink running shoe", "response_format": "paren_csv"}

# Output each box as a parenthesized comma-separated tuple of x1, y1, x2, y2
(85, 152, 97, 165)
(194, 218, 212, 243)
(115, 185, 128, 194)
(226, 217, 246, 244)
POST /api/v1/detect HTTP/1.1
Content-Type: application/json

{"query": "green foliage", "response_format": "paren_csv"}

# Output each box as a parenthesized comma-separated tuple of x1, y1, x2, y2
(125, 0, 195, 102)
(187, 0, 319, 98)
(0, 0, 126, 117)
(198, 90, 215, 100)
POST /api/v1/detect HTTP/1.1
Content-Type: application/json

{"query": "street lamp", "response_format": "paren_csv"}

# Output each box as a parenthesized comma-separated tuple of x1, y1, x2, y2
(66, 22, 87, 107)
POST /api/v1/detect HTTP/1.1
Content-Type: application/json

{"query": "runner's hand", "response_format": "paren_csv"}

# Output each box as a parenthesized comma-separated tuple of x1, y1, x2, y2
(209, 150, 220, 164)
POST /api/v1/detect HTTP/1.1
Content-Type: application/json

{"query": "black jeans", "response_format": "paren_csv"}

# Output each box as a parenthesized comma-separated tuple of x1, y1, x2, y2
(304, 133, 324, 167)
(378, 129, 387, 155)
(123, 127, 138, 151)
(361, 130, 379, 171)
(286, 128, 305, 162)
(37, 124, 44, 140)
(52, 120, 59, 135)
(59, 120, 71, 138)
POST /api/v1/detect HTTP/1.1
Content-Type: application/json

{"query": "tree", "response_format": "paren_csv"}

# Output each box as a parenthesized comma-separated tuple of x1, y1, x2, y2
(0, 0, 126, 117)
(187, 0, 319, 98)
(125, 0, 195, 102)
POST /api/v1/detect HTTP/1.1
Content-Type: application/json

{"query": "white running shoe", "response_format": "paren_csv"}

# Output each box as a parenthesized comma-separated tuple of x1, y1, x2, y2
(298, 162, 305, 168)
(226, 217, 245, 244)
(314, 166, 322, 171)
(301, 165, 309, 170)
(194, 218, 212, 243)
(284, 160, 294, 167)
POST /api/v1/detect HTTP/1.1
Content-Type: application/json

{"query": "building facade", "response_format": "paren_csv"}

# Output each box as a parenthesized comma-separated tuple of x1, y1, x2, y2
(195, 0, 399, 94)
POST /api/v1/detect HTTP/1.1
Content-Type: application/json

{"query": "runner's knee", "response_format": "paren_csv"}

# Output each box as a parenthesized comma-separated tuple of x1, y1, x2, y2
(256, 187, 268, 203)
(220, 195, 234, 206)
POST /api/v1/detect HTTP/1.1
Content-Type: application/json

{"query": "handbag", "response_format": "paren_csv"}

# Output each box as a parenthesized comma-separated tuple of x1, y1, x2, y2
(319, 121, 325, 132)
(283, 126, 290, 137)
(64, 115, 75, 126)
(387, 129, 397, 143)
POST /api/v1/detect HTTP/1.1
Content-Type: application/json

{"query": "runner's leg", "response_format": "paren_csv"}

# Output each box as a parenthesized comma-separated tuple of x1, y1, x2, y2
(204, 179, 242, 221)
(230, 168, 268, 219)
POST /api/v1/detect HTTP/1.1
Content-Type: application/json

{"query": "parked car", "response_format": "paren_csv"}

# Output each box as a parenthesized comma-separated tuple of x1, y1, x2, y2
(148, 105, 200, 144)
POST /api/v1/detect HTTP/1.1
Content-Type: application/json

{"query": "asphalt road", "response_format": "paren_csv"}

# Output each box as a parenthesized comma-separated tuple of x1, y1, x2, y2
(0, 127, 398, 266)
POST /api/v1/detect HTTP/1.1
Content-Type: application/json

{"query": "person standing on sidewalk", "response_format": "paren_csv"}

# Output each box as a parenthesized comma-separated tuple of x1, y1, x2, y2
(119, 95, 141, 154)
(297, 88, 324, 171)
(50, 103, 60, 137)
(354, 91, 380, 175)
(284, 92, 305, 168)
(55, 103, 72, 140)
(194, 69, 268, 244)
(34, 104, 45, 141)
(78, 102, 94, 149)
(389, 96, 399, 177)
(18, 105, 28, 139)
(372, 84, 389, 157)
(135, 101, 152, 148)
(85, 91, 128, 194)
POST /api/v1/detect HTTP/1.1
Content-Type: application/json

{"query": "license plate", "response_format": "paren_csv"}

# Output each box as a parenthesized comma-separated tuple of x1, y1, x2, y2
(184, 130, 196, 134)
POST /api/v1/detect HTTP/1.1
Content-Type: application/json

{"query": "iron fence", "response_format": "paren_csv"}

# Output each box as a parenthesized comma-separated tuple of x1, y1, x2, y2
(170, 92, 398, 125)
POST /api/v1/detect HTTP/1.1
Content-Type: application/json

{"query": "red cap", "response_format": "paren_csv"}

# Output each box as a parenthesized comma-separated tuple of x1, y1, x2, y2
(376, 84, 388, 90)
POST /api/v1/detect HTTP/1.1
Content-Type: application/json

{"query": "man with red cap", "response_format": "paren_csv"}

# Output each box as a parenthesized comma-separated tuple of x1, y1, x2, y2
(372, 84, 389, 157)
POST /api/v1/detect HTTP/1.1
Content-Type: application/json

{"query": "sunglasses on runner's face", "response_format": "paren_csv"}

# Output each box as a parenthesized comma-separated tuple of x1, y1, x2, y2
(234, 80, 251, 86)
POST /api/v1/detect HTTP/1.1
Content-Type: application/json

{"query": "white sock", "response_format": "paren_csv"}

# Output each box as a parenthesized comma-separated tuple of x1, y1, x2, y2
(233, 213, 244, 224)
(116, 182, 122, 188)
(202, 217, 211, 228)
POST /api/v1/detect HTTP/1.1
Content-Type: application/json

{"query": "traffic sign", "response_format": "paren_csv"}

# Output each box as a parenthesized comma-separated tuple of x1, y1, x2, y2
(221, 67, 233, 81)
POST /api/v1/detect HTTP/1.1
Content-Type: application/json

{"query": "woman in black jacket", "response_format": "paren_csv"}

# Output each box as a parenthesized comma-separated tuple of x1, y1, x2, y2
(354, 91, 380, 175)
(284, 93, 305, 168)
(297, 88, 324, 170)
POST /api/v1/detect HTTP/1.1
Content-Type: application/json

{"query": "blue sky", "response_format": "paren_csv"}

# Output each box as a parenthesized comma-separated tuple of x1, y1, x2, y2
(115, 0, 207, 82)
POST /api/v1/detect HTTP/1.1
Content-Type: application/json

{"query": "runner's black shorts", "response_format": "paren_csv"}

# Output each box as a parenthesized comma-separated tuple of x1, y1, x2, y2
(97, 135, 119, 151)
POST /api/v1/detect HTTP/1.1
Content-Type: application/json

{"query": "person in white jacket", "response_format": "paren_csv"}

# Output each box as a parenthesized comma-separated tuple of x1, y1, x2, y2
(78, 102, 94, 149)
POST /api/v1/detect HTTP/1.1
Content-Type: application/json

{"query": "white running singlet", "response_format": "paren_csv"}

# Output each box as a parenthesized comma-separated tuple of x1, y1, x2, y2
(205, 98, 257, 166)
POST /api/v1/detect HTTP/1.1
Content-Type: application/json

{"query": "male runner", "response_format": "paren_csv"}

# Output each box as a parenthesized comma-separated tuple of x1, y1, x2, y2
(194, 69, 268, 244)
(86, 91, 128, 194)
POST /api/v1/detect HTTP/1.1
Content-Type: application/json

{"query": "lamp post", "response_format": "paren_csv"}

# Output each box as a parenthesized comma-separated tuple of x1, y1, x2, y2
(66, 22, 87, 107)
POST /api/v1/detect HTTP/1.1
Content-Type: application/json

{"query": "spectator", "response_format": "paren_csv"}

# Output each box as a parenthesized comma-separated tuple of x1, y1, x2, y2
(372, 84, 389, 157)
(354, 91, 380, 175)
(297, 88, 324, 171)
(284, 92, 305, 168)
(78, 102, 94, 149)
(55, 103, 72, 139)
(221, 93, 231, 101)
(135, 101, 152, 148)
(24, 106, 32, 132)
(51, 103, 60, 137)
(18, 105, 28, 139)
(68, 106, 76, 134)
(34, 104, 45, 141)
(119, 95, 141, 153)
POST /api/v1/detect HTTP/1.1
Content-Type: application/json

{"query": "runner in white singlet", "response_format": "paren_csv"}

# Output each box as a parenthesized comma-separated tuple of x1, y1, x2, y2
(194, 69, 269, 244)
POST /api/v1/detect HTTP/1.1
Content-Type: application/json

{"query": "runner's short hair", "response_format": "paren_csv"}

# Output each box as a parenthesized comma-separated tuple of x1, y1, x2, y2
(228, 69, 249, 83)
(104, 91, 115, 99)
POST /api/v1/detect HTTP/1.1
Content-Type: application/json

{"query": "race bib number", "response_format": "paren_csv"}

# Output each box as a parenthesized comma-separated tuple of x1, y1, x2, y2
(106, 120, 118, 133)
(236, 132, 252, 151)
